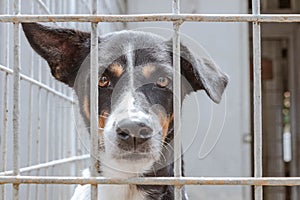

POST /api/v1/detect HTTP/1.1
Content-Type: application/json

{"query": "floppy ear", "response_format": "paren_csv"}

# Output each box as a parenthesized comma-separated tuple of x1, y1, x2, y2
(166, 40, 229, 103)
(22, 23, 91, 87)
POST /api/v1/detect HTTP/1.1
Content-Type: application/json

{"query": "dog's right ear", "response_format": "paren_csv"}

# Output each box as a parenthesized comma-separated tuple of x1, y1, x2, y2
(22, 23, 91, 87)
(165, 40, 228, 103)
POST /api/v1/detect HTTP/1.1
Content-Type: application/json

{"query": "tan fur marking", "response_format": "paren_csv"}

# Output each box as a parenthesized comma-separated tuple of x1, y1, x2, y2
(142, 65, 156, 78)
(109, 63, 123, 77)
(83, 96, 90, 120)
(98, 110, 109, 134)
(161, 113, 174, 141)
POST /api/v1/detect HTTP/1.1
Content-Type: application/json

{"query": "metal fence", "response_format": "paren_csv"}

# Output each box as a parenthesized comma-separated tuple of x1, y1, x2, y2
(0, 0, 300, 200)
(0, 0, 122, 199)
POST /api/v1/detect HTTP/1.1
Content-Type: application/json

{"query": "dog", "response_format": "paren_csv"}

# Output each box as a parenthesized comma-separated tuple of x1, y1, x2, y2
(22, 23, 228, 200)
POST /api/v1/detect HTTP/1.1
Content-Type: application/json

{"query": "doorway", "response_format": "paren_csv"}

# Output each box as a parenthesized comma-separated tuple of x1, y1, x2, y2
(261, 38, 290, 200)
(250, 24, 299, 200)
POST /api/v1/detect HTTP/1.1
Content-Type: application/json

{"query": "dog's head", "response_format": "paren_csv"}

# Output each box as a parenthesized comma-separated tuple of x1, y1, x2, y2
(22, 23, 228, 174)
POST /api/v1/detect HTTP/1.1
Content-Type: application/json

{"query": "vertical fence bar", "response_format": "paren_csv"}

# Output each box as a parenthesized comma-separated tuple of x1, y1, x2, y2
(26, 60, 33, 200)
(1, 1, 10, 198)
(53, 3, 59, 199)
(90, 0, 99, 199)
(12, 0, 20, 199)
(35, 57, 42, 200)
(44, 90, 50, 200)
(26, 4, 35, 198)
(1, 73, 8, 200)
(53, 93, 59, 199)
(35, 88, 41, 199)
(62, 97, 70, 199)
(57, 83, 62, 198)
(252, 0, 263, 199)
(172, 0, 182, 199)
(60, 86, 66, 199)
(50, 94, 55, 200)
(44, 31, 51, 197)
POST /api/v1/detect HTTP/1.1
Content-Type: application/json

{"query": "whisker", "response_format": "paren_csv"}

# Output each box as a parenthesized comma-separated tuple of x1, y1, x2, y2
(162, 141, 174, 152)
(149, 147, 157, 162)
(151, 165, 157, 177)
(160, 151, 167, 163)
(167, 127, 174, 135)
(149, 145, 165, 164)
(152, 137, 174, 154)
(155, 146, 167, 162)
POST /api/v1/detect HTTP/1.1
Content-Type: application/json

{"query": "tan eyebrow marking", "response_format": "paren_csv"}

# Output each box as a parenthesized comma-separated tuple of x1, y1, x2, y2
(83, 95, 109, 135)
(160, 113, 174, 142)
(142, 65, 156, 78)
(109, 63, 124, 77)
(98, 110, 109, 135)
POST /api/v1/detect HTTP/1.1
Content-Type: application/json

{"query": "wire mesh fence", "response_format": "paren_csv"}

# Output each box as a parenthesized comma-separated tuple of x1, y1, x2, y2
(0, 0, 123, 199)
(0, 0, 299, 200)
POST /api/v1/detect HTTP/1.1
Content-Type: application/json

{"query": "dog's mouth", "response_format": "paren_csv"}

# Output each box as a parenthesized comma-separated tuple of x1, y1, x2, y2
(113, 151, 154, 161)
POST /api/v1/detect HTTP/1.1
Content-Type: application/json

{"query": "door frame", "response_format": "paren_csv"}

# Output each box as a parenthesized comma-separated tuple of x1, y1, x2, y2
(261, 23, 298, 200)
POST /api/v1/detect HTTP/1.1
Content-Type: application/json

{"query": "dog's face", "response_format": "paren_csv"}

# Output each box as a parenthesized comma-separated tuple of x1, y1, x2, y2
(96, 33, 174, 160)
(22, 23, 228, 174)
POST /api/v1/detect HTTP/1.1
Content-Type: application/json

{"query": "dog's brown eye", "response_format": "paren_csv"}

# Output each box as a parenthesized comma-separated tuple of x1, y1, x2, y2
(98, 75, 110, 87)
(156, 77, 170, 88)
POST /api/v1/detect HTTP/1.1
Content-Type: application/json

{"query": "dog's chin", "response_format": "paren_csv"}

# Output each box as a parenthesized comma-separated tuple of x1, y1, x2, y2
(99, 150, 160, 175)
(111, 145, 162, 164)
(114, 152, 154, 161)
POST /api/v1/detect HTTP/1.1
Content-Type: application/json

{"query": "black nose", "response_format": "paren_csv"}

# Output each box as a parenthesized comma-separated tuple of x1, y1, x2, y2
(116, 119, 153, 145)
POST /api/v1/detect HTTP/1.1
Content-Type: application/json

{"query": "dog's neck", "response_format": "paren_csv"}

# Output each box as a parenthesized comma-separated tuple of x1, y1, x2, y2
(97, 132, 186, 200)
(69, 127, 189, 200)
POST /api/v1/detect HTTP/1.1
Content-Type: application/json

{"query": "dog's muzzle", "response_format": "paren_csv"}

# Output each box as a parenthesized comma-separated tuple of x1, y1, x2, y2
(103, 107, 163, 159)
(116, 118, 153, 148)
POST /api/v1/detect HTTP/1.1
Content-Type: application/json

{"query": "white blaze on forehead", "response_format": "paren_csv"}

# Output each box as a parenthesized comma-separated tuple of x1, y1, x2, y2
(125, 44, 134, 90)
(110, 92, 148, 122)
(123, 92, 135, 113)
(104, 92, 139, 132)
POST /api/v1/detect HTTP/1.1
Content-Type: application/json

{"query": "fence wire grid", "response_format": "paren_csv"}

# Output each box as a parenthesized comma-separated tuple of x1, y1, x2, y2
(0, 0, 299, 200)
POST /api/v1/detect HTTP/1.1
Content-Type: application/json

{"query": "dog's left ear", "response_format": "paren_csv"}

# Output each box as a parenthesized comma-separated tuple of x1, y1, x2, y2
(22, 23, 91, 87)
(166, 41, 229, 103)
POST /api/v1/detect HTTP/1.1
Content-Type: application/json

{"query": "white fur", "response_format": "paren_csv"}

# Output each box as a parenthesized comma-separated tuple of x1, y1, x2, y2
(125, 44, 134, 90)
(99, 152, 155, 174)
(71, 169, 147, 200)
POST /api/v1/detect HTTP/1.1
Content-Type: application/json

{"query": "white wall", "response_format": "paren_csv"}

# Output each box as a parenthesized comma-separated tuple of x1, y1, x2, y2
(126, 0, 251, 199)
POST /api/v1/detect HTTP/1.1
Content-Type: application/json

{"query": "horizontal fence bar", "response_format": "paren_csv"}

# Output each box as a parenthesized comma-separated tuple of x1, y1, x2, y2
(1, 14, 300, 23)
(0, 64, 12, 74)
(0, 155, 89, 176)
(0, 65, 74, 103)
(1, 176, 300, 186)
